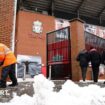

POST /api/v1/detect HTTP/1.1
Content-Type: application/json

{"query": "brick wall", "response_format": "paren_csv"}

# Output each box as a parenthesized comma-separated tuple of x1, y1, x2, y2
(16, 11, 55, 66)
(0, 0, 14, 48)
(70, 19, 85, 81)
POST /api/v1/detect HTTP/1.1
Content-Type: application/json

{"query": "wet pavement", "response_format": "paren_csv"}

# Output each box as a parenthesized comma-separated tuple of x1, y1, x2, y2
(76, 81, 105, 87)
(0, 82, 34, 102)
(53, 80, 105, 91)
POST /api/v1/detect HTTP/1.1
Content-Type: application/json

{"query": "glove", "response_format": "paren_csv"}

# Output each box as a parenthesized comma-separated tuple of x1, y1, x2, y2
(0, 62, 3, 66)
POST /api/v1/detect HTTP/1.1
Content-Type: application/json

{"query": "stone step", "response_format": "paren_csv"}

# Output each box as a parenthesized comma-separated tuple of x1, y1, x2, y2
(52, 80, 66, 92)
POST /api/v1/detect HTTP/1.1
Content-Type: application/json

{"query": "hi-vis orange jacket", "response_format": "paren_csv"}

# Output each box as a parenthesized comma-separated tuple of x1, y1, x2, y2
(0, 43, 17, 67)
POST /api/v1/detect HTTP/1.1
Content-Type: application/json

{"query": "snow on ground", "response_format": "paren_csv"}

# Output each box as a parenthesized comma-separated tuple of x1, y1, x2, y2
(1, 74, 105, 105)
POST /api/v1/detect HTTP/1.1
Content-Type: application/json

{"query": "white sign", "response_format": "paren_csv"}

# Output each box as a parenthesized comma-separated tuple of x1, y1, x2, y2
(17, 54, 41, 63)
(85, 24, 105, 39)
(33, 20, 43, 34)
(55, 18, 70, 30)
(55, 18, 69, 39)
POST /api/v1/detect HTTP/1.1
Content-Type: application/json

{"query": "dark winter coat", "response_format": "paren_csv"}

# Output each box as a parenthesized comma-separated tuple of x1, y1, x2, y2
(101, 50, 105, 65)
(76, 50, 89, 67)
(89, 49, 101, 67)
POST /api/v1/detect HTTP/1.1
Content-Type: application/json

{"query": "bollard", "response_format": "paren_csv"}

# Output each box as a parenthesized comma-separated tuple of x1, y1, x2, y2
(48, 65, 51, 80)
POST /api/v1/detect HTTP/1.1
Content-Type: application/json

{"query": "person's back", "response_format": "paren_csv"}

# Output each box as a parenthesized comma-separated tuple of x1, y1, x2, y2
(77, 49, 89, 67)
(89, 48, 101, 83)
(101, 50, 105, 65)
(0, 43, 16, 67)
(101, 50, 105, 84)
(76, 49, 89, 82)
(89, 48, 101, 67)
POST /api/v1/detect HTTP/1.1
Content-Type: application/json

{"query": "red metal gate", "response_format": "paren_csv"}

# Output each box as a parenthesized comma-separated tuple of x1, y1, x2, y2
(46, 27, 71, 80)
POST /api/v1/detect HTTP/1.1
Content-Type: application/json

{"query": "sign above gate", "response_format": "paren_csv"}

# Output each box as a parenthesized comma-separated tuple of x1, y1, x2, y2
(85, 24, 105, 39)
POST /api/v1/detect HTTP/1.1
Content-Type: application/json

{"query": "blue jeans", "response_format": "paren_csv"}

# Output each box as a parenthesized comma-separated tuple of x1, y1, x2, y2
(1, 63, 17, 86)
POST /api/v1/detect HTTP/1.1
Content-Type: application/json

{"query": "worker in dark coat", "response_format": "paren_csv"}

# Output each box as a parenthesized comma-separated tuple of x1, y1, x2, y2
(101, 50, 105, 65)
(89, 47, 101, 83)
(76, 49, 90, 82)
(101, 50, 105, 84)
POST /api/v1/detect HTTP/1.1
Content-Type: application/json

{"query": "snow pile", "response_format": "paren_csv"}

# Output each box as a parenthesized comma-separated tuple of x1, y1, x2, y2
(1, 74, 105, 105)
(59, 80, 105, 105)
(33, 74, 105, 105)
(0, 94, 35, 105)
(33, 74, 55, 105)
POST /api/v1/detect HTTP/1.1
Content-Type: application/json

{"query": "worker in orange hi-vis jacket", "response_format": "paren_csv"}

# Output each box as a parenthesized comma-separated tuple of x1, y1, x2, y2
(0, 43, 18, 88)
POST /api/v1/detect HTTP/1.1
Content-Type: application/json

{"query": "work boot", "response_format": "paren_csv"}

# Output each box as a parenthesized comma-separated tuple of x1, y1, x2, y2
(0, 81, 6, 88)
(8, 82, 18, 87)
(0, 84, 6, 88)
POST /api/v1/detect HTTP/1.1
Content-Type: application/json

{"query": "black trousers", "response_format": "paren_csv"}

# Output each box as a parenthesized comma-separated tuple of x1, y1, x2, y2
(92, 66, 99, 82)
(1, 63, 17, 86)
(80, 67, 87, 81)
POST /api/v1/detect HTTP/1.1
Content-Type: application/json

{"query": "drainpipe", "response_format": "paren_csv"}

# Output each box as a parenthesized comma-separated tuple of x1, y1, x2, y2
(11, 0, 17, 52)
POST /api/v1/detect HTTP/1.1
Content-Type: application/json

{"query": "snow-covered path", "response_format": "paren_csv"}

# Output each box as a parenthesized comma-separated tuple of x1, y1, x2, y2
(0, 74, 105, 105)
